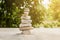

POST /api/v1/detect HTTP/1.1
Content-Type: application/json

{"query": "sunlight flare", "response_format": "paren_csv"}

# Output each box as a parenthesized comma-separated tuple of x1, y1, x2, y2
(42, 0, 50, 9)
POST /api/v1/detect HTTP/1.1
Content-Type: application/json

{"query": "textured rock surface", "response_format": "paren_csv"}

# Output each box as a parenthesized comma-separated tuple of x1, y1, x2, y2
(0, 28, 60, 40)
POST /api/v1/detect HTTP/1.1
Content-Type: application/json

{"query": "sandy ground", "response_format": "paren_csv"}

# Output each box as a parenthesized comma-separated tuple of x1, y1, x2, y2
(0, 28, 60, 40)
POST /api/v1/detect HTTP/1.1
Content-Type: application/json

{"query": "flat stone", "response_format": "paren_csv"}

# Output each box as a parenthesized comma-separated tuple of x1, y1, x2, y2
(19, 27, 33, 31)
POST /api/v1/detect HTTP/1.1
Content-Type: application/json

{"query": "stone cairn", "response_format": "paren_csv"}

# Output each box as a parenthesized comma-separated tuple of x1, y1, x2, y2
(19, 8, 33, 35)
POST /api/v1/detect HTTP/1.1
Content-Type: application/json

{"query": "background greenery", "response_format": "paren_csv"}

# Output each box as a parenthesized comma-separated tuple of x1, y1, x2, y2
(0, 0, 60, 28)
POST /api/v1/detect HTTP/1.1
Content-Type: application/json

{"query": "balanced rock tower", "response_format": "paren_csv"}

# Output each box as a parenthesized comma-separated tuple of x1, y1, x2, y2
(19, 8, 33, 35)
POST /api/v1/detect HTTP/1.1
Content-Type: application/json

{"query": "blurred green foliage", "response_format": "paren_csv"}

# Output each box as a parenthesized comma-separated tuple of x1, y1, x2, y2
(0, 0, 20, 28)
(0, 0, 45, 28)
(0, 0, 60, 28)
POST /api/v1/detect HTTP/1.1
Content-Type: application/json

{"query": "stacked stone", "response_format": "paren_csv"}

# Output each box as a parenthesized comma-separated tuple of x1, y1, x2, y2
(19, 8, 33, 34)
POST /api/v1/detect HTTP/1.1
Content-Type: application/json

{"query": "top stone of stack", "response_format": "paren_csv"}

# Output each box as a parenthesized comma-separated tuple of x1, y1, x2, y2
(21, 8, 30, 20)
(24, 8, 30, 15)
(24, 8, 30, 12)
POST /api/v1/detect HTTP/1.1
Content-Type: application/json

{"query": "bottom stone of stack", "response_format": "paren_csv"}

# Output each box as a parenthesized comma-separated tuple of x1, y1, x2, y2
(19, 27, 33, 35)
(19, 27, 33, 31)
